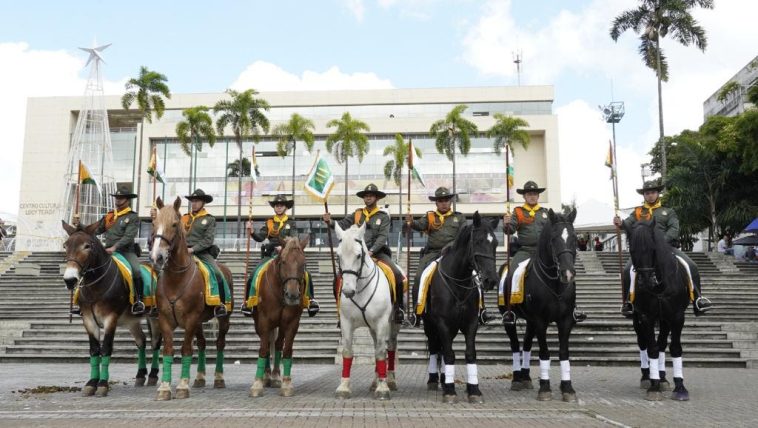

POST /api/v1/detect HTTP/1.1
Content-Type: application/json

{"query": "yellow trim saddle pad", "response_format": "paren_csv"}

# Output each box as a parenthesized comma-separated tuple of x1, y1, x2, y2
(244, 257, 311, 309)
(335, 258, 403, 312)
(628, 255, 695, 303)
(74, 255, 157, 307)
(497, 259, 529, 306)
(194, 257, 232, 312)
(415, 259, 485, 315)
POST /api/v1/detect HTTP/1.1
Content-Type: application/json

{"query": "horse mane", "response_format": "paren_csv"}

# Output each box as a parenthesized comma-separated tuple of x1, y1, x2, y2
(629, 220, 656, 264)
(450, 223, 472, 252)
(279, 237, 301, 259)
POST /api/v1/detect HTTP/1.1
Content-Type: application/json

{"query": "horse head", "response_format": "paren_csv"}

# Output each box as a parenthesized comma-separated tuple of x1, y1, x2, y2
(546, 207, 578, 285)
(470, 211, 499, 291)
(334, 222, 368, 299)
(150, 196, 183, 271)
(627, 218, 661, 291)
(278, 235, 310, 306)
(61, 220, 104, 290)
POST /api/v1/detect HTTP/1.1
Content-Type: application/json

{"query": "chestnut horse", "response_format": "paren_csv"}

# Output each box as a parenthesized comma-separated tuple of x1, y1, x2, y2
(249, 235, 310, 397)
(62, 221, 162, 397)
(150, 197, 233, 401)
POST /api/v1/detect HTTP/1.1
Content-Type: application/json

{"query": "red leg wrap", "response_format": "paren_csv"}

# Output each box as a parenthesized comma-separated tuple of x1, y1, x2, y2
(342, 356, 353, 378)
(387, 350, 396, 371)
(376, 359, 387, 379)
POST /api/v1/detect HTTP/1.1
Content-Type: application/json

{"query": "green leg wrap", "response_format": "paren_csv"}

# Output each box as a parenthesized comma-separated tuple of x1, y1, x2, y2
(89, 356, 101, 380)
(99, 356, 111, 381)
(151, 349, 160, 370)
(274, 351, 283, 371)
(283, 358, 293, 377)
(256, 356, 267, 379)
(197, 350, 206, 373)
(215, 351, 224, 374)
(162, 356, 173, 383)
(180, 356, 192, 380)
(137, 347, 147, 370)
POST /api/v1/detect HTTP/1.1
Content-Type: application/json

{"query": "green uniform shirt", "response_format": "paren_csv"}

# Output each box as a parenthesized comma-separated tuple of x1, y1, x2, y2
(182, 212, 216, 254)
(410, 211, 466, 252)
(94, 209, 139, 253)
(505, 205, 549, 250)
(622, 203, 679, 246)
(335, 208, 391, 255)
(252, 215, 296, 248)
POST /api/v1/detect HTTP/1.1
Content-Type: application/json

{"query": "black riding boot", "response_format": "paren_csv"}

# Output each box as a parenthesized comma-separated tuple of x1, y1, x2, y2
(131, 276, 145, 316)
(478, 307, 496, 325)
(394, 275, 405, 324)
(692, 286, 713, 317)
(573, 307, 587, 322)
(214, 271, 228, 318)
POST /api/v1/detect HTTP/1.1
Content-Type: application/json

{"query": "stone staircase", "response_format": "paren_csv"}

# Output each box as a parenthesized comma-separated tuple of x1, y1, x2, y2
(0, 249, 756, 368)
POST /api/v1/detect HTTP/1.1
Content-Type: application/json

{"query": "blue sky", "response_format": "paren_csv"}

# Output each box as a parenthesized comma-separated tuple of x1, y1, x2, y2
(1, 0, 756, 223)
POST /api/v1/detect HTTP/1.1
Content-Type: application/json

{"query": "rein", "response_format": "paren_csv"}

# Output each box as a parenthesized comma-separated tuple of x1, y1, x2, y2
(532, 221, 577, 299)
(341, 238, 382, 328)
(435, 226, 492, 307)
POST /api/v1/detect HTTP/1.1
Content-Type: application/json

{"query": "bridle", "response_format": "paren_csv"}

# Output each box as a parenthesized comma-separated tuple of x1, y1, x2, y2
(535, 221, 576, 284)
(65, 235, 119, 303)
(339, 238, 381, 327)
(276, 245, 306, 297)
(437, 226, 496, 306)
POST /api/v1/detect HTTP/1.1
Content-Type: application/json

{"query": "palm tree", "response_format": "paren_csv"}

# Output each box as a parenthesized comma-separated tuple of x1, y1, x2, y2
(429, 104, 478, 208)
(176, 106, 216, 195)
(610, 0, 713, 180)
(213, 89, 270, 240)
(487, 113, 530, 201)
(325, 112, 370, 215)
(272, 113, 315, 217)
(226, 158, 251, 178)
(121, 66, 171, 211)
(383, 134, 422, 239)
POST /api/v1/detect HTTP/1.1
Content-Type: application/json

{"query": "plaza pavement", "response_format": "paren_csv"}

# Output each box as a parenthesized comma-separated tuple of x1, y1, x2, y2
(0, 363, 756, 427)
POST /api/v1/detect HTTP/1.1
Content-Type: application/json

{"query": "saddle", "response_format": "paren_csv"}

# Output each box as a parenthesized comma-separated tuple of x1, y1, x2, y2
(194, 257, 232, 312)
(74, 256, 156, 308)
(497, 259, 529, 306)
(333, 257, 398, 311)
(628, 256, 695, 303)
(244, 256, 311, 309)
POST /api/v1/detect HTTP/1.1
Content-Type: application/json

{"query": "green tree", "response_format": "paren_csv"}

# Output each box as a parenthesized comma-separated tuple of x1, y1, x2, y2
(325, 112, 370, 215)
(121, 66, 171, 211)
(226, 158, 251, 178)
(429, 104, 478, 207)
(610, 0, 714, 180)
(272, 113, 315, 217)
(383, 134, 422, 231)
(214, 89, 270, 240)
(486, 113, 530, 201)
(176, 106, 216, 192)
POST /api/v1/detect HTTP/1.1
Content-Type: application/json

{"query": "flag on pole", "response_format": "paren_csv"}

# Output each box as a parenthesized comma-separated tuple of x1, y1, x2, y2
(304, 151, 335, 201)
(408, 140, 426, 187)
(605, 139, 615, 180)
(506, 146, 515, 191)
(251, 146, 261, 183)
(79, 160, 100, 192)
(147, 148, 165, 184)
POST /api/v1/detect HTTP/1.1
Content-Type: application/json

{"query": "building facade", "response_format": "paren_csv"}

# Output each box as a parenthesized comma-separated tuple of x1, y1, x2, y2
(703, 55, 758, 118)
(18, 86, 560, 251)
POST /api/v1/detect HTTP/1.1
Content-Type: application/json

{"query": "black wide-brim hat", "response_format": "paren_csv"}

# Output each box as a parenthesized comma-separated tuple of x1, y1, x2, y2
(185, 189, 213, 203)
(636, 180, 665, 195)
(516, 180, 545, 195)
(356, 183, 386, 199)
(110, 185, 137, 199)
(428, 186, 456, 201)
(268, 194, 294, 209)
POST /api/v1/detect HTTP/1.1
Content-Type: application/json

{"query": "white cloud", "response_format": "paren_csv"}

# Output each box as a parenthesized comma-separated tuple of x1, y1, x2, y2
(344, 0, 365, 22)
(231, 61, 394, 91)
(0, 42, 124, 216)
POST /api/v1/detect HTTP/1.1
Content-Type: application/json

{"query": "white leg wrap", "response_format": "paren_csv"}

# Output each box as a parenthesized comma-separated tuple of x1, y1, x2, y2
(658, 351, 666, 372)
(444, 363, 455, 384)
(560, 360, 570, 381)
(539, 359, 550, 380)
(522, 351, 531, 369)
(428, 354, 438, 374)
(648, 359, 660, 379)
(466, 364, 478, 384)
(673, 357, 683, 378)
(512, 352, 521, 373)
(639, 350, 649, 368)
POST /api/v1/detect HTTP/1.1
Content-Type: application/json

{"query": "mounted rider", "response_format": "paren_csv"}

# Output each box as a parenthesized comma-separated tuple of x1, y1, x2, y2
(406, 186, 496, 326)
(180, 189, 228, 318)
(614, 180, 713, 317)
(243, 194, 319, 317)
(502, 181, 587, 324)
(72, 185, 144, 315)
(323, 183, 407, 324)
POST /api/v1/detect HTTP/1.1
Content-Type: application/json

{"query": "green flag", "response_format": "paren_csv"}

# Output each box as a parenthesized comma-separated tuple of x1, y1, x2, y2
(304, 151, 335, 201)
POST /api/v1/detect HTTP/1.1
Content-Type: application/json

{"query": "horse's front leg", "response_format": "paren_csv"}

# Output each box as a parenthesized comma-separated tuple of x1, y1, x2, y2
(278, 313, 300, 397)
(175, 317, 198, 399)
(656, 320, 671, 391)
(336, 315, 354, 399)
(156, 317, 175, 401)
(438, 323, 458, 404)
(386, 321, 399, 391)
(557, 316, 577, 402)
(82, 315, 101, 397)
(146, 317, 162, 387)
(127, 319, 148, 387)
(503, 321, 525, 391)
(643, 320, 663, 401)
(463, 315, 484, 404)
(192, 325, 207, 388)
(214, 316, 230, 389)
(633, 315, 651, 389)
(423, 319, 442, 390)
(534, 322, 552, 401)
(269, 328, 283, 388)
(250, 318, 271, 398)
(95, 315, 119, 397)
(521, 323, 535, 389)
(369, 321, 391, 400)
(669, 312, 689, 401)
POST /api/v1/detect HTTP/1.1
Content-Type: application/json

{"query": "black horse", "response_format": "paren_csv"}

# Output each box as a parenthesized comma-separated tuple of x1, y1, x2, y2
(501, 208, 579, 402)
(624, 219, 690, 401)
(422, 212, 499, 404)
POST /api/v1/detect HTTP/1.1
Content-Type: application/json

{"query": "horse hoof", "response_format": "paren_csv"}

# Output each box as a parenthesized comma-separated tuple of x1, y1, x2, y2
(442, 394, 458, 404)
(213, 379, 226, 389)
(387, 380, 398, 391)
(374, 389, 391, 400)
(280, 385, 295, 397)
(95, 386, 108, 397)
(370, 380, 377, 392)
(427, 382, 439, 391)
(135, 377, 146, 387)
(270, 378, 282, 389)
(175, 388, 190, 399)
(646, 390, 663, 401)
(155, 389, 172, 401)
(147, 377, 158, 387)
(562, 392, 577, 403)
(671, 390, 689, 401)
(659, 380, 671, 392)
(640, 380, 651, 389)
(193, 378, 206, 388)
(335, 390, 351, 399)
(511, 381, 525, 391)
(468, 394, 485, 404)
(82, 386, 96, 397)
(537, 391, 552, 401)
(522, 380, 534, 390)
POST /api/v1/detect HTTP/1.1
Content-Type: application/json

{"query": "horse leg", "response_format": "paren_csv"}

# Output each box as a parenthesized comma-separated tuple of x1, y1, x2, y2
(424, 319, 442, 390)
(251, 319, 271, 398)
(95, 316, 118, 397)
(633, 316, 651, 389)
(156, 317, 175, 401)
(439, 326, 458, 404)
(463, 319, 484, 404)
(269, 328, 283, 388)
(503, 321, 524, 391)
(669, 313, 689, 401)
(644, 321, 663, 401)
(557, 317, 577, 403)
(214, 316, 230, 389)
(657, 321, 671, 391)
(193, 325, 207, 388)
(336, 318, 354, 399)
(386, 322, 399, 391)
(535, 323, 552, 401)
(370, 322, 391, 400)
(175, 319, 198, 400)
(279, 319, 298, 397)
(520, 323, 535, 390)
(127, 320, 148, 387)
(82, 315, 101, 397)
(147, 317, 162, 386)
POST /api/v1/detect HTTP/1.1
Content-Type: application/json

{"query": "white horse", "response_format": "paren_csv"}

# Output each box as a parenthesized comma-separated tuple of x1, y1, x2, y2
(334, 223, 400, 400)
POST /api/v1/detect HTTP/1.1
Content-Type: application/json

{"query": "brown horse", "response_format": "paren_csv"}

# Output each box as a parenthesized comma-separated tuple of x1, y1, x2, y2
(150, 196, 233, 401)
(62, 221, 162, 397)
(249, 235, 310, 397)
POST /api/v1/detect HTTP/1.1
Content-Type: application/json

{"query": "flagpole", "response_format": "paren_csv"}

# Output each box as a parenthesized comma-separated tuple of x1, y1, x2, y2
(71, 160, 82, 324)
(610, 136, 624, 304)
(324, 201, 337, 278)
(405, 139, 413, 320)
(243, 146, 255, 305)
(151, 144, 157, 206)
(503, 145, 515, 322)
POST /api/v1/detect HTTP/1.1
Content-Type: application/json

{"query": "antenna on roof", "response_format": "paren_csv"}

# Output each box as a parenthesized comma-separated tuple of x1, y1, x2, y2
(513, 49, 523, 86)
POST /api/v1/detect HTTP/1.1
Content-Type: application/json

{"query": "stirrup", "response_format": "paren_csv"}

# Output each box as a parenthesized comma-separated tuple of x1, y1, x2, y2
(308, 300, 320, 318)
(131, 301, 146, 316)
(408, 312, 422, 328)
(695, 297, 713, 312)
(479, 309, 496, 325)
(620, 302, 634, 318)
(394, 306, 405, 324)
(240, 304, 253, 318)
(501, 310, 517, 326)
(214, 305, 228, 318)
(573, 309, 587, 323)
(70, 307, 81, 316)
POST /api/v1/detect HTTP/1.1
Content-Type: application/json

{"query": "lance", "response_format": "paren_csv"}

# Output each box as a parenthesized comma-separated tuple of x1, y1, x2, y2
(405, 138, 413, 320)
(152, 144, 157, 207)
(503, 145, 515, 323)
(611, 141, 624, 303)
(324, 201, 337, 278)
(70, 160, 83, 324)
(242, 146, 256, 307)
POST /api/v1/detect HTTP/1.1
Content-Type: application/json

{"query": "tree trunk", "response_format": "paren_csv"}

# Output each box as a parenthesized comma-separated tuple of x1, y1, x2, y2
(397, 179, 402, 263)
(344, 158, 349, 216)
(452, 139, 457, 212)
(237, 142, 243, 243)
(135, 119, 146, 215)
(709, 194, 717, 252)
(291, 139, 296, 218)
(656, 26, 667, 181)
(188, 143, 194, 212)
